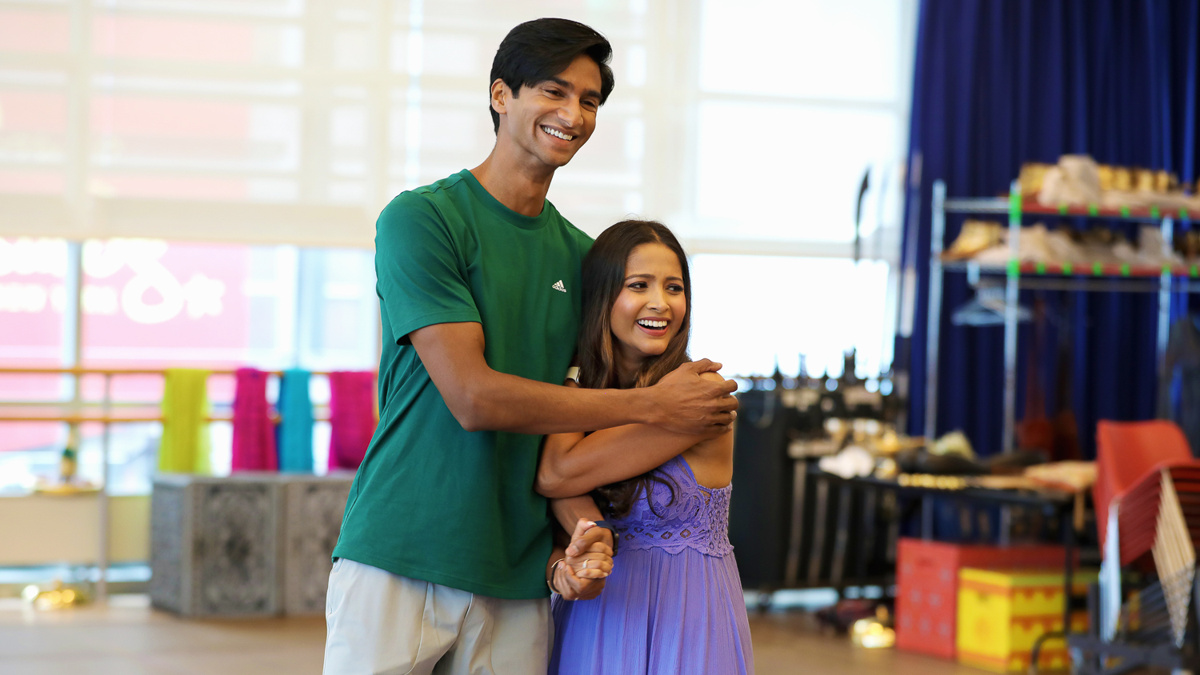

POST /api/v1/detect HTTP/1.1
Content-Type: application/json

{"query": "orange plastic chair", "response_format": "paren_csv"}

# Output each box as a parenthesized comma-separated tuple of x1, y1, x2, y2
(1093, 419, 1194, 551)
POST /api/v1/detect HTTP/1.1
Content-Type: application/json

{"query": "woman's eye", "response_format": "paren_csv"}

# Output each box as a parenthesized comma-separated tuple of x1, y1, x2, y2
(668, 285, 685, 293)
(627, 282, 646, 290)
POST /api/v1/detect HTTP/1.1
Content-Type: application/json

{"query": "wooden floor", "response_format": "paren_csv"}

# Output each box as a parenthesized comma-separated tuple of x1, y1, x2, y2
(0, 595, 990, 675)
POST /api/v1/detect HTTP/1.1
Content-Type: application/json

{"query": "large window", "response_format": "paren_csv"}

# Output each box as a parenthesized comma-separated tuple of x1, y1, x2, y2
(690, 255, 894, 380)
(0, 237, 376, 493)
(680, 0, 916, 378)
(0, 1, 919, 491)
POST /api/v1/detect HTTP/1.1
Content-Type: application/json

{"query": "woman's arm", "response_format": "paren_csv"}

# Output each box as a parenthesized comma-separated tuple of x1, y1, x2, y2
(536, 372, 733, 498)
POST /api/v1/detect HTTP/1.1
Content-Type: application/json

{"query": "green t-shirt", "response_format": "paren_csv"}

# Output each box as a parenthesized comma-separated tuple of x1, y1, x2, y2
(332, 169, 593, 599)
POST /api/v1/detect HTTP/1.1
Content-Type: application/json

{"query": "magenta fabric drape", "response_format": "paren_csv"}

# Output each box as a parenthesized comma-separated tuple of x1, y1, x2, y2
(327, 370, 375, 471)
(231, 367, 278, 472)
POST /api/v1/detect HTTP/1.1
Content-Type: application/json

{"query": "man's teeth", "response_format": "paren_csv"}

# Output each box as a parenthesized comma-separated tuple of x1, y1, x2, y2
(638, 319, 667, 329)
(542, 126, 574, 140)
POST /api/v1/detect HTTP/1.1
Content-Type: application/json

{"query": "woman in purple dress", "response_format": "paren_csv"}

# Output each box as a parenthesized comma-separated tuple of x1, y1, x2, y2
(536, 220, 754, 674)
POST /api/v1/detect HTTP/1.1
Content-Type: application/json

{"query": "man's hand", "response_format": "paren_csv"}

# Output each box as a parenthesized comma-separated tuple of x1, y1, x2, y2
(647, 359, 738, 436)
(555, 519, 613, 601)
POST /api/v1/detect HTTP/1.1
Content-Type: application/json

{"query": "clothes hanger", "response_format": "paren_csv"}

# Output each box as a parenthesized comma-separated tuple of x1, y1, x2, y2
(950, 285, 1033, 327)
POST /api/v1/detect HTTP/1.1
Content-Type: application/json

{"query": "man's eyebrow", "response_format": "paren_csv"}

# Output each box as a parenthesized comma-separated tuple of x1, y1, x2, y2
(545, 77, 602, 101)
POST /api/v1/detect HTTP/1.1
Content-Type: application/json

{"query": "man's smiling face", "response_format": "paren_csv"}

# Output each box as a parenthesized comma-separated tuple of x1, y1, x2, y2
(493, 53, 603, 172)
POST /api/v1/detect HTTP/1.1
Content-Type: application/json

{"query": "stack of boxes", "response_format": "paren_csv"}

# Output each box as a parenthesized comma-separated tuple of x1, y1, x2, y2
(894, 538, 1087, 671)
(956, 568, 1092, 673)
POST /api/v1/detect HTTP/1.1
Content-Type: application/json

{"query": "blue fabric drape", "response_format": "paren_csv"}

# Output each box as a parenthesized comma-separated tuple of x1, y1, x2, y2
(276, 368, 314, 472)
(902, 0, 1200, 459)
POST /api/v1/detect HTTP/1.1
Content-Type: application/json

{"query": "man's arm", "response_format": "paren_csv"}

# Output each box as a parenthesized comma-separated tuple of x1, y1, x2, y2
(409, 321, 737, 435)
(551, 495, 614, 556)
(536, 372, 732, 498)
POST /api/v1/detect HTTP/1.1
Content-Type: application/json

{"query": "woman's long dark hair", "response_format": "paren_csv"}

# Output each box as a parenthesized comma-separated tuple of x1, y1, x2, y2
(578, 220, 692, 518)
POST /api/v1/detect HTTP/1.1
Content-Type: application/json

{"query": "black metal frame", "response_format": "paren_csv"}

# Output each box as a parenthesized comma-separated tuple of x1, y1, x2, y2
(1061, 572, 1200, 674)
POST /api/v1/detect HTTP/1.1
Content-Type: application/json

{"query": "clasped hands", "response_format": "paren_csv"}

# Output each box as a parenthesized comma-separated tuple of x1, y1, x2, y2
(552, 518, 615, 601)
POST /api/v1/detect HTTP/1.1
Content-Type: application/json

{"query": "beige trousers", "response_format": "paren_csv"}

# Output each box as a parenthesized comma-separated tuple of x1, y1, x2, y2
(322, 559, 550, 675)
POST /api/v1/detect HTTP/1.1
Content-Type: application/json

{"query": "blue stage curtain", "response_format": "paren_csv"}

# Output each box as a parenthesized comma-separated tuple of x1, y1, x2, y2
(901, 0, 1200, 459)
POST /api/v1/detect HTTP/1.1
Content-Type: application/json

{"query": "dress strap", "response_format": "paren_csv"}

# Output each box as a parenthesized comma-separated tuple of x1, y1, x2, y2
(662, 455, 699, 489)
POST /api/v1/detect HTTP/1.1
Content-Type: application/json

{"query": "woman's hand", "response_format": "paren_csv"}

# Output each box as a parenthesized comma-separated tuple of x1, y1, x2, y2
(553, 519, 614, 601)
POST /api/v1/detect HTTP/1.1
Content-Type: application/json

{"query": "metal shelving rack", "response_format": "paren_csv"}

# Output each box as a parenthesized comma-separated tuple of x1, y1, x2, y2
(924, 179, 1196, 452)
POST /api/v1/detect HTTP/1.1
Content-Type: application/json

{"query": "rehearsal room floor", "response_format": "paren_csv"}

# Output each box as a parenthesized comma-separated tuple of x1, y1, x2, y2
(0, 594, 992, 675)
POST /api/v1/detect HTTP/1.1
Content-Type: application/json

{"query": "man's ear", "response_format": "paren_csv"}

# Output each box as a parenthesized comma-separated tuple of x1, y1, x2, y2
(490, 79, 508, 116)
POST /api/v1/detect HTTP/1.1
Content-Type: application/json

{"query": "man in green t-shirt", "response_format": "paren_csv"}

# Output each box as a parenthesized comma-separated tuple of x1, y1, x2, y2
(323, 18, 738, 675)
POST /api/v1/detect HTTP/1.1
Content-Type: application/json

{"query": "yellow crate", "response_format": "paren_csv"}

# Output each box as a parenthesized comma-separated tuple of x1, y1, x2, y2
(956, 568, 1093, 673)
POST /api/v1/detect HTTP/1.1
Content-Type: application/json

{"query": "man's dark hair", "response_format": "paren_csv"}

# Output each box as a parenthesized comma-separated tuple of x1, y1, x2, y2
(489, 18, 615, 133)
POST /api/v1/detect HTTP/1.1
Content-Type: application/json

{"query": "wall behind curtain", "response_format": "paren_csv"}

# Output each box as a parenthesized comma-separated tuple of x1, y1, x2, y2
(901, 0, 1199, 458)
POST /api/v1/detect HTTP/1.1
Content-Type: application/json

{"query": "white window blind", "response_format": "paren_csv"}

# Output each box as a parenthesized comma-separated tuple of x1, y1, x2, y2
(0, 0, 659, 246)
(0, 0, 915, 254)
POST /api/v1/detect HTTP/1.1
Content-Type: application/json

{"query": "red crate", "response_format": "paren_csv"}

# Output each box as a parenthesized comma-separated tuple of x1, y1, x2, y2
(894, 538, 1068, 659)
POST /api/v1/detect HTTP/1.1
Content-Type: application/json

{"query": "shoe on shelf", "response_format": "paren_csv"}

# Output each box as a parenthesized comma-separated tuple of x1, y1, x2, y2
(971, 223, 1054, 265)
(1059, 155, 1103, 200)
(1040, 155, 1102, 207)
(1136, 225, 1183, 268)
(1110, 231, 1139, 264)
(942, 219, 1003, 260)
(1114, 167, 1134, 191)
(1153, 170, 1178, 193)
(1019, 162, 1054, 196)
(1134, 168, 1157, 193)
(1076, 227, 1120, 266)
(1020, 223, 1055, 263)
(1045, 226, 1086, 264)
(817, 446, 876, 479)
(1179, 230, 1200, 264)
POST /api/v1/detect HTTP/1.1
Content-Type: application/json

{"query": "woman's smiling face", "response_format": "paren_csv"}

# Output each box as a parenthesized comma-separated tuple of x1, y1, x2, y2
(609, 242, 687, 381)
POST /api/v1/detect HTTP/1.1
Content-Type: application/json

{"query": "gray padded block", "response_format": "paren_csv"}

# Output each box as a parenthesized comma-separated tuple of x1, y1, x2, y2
(149, 473, 281, 617)
(279, 472, 353, 615)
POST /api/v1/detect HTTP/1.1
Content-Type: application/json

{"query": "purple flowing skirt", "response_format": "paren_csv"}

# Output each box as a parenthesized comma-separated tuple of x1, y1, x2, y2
(549, 456, 754, 674)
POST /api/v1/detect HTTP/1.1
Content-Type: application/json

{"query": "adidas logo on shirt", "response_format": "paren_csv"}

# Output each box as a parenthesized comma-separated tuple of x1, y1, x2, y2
(552, 280, 566, 293)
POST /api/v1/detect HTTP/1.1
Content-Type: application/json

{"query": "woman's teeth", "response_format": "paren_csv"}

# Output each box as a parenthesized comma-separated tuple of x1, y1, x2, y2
(637, 319, 667, 329)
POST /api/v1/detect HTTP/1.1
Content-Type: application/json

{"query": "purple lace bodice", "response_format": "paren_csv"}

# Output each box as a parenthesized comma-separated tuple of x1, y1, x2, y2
(607, 455, 734, 557)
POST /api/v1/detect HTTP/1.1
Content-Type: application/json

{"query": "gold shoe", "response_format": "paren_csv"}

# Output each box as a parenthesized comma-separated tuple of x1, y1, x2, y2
(942, 219, 1003, 260)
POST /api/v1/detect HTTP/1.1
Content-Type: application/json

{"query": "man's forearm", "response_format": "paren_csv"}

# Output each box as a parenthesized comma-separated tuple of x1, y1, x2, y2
(551, 495, 614, 561)
(410, 322, 658, 434)
(410, 322, 734, 436)
(551, 494, 605, 532)
(457, 370, 656, 434)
